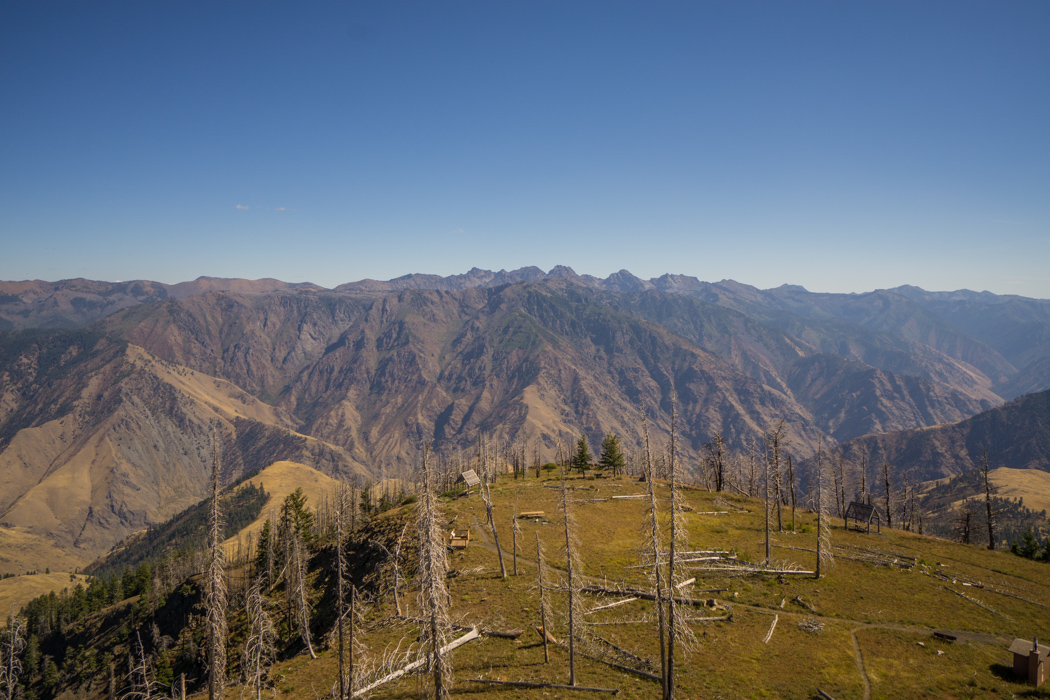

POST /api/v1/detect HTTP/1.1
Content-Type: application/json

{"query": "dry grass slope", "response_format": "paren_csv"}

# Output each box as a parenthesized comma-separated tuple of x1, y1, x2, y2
(272, 473, 1050, 699)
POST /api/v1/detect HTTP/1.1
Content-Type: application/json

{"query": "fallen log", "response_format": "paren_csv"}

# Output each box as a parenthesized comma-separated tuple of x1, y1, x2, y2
(763, 614, 779, 644)
(578, 651, 661, 683)
(468, 679, 619, 693)
(352, 627, 481, 697)
(943, 586, 1013, 621)
(588, 597, 639, 613)
(793, 595, 816, 613)
(582, 585, 723, 607)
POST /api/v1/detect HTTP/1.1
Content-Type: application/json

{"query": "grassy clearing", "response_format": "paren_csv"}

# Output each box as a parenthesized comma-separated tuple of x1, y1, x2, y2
(267, 472, 1050, 699)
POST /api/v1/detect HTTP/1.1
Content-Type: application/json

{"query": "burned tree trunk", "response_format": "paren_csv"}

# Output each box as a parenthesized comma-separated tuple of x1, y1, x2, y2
(640, 409, 667, 697)
(559, 475, 583, 687)
(417, 444, 452, 699)
(883, 462, 893, 529)
(536, 532, 552, 664)
(766, 423, 785, 532)
(981, 450, 997, 550)
(481, 444, 508, 579)
(206, 441, 228, 700)
(815, 438, 834, 579)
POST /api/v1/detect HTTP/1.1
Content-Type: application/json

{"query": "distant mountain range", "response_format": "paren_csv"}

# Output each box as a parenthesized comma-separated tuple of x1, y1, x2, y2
(2, 267, 1049, 572)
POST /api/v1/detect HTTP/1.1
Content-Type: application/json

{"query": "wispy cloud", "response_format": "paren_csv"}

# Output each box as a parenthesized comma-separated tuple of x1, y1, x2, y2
(236, 204, 250, 210)
(275, 207, 288, 211)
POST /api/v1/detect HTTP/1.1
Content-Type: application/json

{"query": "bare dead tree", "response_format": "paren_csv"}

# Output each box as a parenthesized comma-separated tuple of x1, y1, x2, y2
(815, 438, 834, 579)
(512, 506, 522, 577)
(241, 579, 276, 700)
(703, 433, 726, 493)
(765, 422, 785, 532)
(857, 446, 869, 505)
(764, 441, 771, 565)
(665, 396, 697, 700)
(836, 454, 848, 519)
(481, 441, 508, 579)
(121, 630, 163, 700)
(786, 455, 797, 533)
(335, 483, 350, 700)
(981, 450, 997, 550)
(559, 474, 584, 687)
(640, 409, 668, 696)
(391, 522, 408, 615)
(206, 441, 228, 700)
(417, 443, 452, 699)
(0, 614, 26, 700)
(536, 533, 552, 664)
(747, 439, 758, 498)
(289, 531, 317, 659)
(882, 462, 893, 529)
(832, 452, 844, 519)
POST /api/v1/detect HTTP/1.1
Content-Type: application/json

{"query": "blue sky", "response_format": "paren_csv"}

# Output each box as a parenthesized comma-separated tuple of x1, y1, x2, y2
(2, 1, 1048, 296)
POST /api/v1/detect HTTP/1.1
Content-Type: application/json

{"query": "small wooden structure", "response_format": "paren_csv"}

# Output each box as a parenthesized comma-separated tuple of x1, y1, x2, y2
(844, 501, 882, 533)
(456, 469, 481, 495)
(1010, 637, 1048, 686)
(518, 511, 545, 519)
(448, 528, 471, 550)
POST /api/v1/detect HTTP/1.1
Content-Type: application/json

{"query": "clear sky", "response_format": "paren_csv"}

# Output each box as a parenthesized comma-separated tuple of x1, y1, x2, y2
(2, 1, 1048, 297)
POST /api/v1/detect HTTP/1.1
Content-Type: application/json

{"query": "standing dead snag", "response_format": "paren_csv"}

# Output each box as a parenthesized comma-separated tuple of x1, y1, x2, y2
(242, 578, 277, 700)
(512, 507, 522, 576)
(335, 483, 351, 699)
(665, 396, 697, 700)
(766, 422, 786, 532)
(882, 462, 893, 529)
(417, 444, 453, 699)
(815, 438, 834, 579)
(640, 409, 668, 697)
(206, 441, 228, 700)
(981, 450, 998, 550)
(0, 613, 26, 700)
(764, 442, 771, 565)
(559, 474, 584, 687)
(481, 441, 508, 579)
(536, 533, 552, 664)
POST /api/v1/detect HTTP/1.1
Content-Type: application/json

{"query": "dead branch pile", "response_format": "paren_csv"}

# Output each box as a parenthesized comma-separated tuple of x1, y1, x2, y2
(797, 618, 824, 634)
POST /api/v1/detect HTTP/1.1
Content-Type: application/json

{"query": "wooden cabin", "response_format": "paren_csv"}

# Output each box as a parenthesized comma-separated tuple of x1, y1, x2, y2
(1010, 637, 1048, 686)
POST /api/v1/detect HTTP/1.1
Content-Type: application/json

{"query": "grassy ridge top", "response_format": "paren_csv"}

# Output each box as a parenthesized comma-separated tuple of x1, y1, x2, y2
(281, 472, 1050, 699)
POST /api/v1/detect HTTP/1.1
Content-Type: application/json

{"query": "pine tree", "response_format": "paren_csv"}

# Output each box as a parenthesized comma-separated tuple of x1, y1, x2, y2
(570, 435, 592, 473)
(597, 434, 626, 475)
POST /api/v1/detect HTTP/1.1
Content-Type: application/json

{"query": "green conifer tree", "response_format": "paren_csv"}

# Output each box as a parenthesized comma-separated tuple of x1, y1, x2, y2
(570, 435, 592, 473)
(597, 433, 626, 475)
